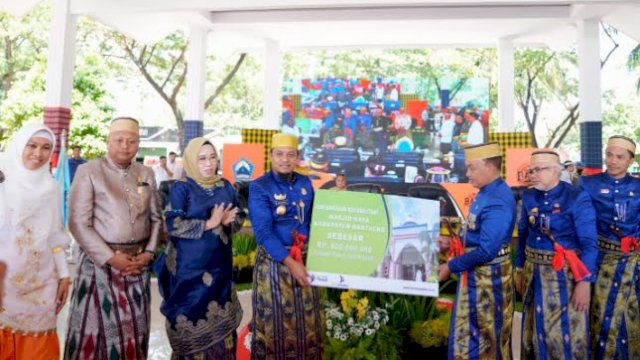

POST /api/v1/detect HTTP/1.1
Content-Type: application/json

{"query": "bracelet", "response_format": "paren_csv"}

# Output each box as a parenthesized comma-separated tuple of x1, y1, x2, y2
(58, 277, 71, 283)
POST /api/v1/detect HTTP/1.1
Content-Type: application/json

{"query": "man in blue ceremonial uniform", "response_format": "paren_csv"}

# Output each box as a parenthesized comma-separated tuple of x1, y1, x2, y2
(580, 135, 640, 359)
(516, 150, 598, 359)
(68, 145, 86, 182)
(439, 142, 516, 360)
(248, 133, 323, 360)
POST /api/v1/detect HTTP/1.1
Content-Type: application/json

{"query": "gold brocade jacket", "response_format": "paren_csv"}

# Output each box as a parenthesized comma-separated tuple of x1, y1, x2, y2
(69, 156, 163, 266)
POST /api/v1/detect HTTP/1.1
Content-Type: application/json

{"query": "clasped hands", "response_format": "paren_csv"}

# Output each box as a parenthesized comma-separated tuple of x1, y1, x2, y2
(107, 250, 154, 276)
(205, 203, 239, 230)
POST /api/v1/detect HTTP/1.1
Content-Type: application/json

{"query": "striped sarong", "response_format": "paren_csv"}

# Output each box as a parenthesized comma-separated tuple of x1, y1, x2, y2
(250, 246, 323, 360)
(521, 247, 591, 359)
(448, 253, 514, 360)
(590, 237, 640, 359)
(63, 250, 151, 360)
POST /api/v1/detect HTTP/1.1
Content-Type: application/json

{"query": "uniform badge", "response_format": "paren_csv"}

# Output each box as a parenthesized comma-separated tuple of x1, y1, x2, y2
(275, 193, 288, 216)
(600, 188, 610, 194)
(301, 188, 307, 196)
(528, 207, 538, 225)
(0, 170, 4, 183)
(552, 203, 561, 214)
(468, 213, 477, 230)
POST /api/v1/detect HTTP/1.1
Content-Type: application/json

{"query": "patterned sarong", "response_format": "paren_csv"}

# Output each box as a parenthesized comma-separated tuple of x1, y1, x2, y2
(250, 246, 324, 360)
(590, 238, 640, 359)
(521, 247, 591, 359)
(169, 331, 237, 360)
(63, 250, 151, 360)
(448, 255, 514, 360)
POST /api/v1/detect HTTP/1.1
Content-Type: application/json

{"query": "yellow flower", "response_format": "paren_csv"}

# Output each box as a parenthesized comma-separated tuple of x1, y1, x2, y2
(248, 250, 256, 266)
(356, 297, 369, 320)
(234, 254, 249, 269)
(340, 289, 357, 315)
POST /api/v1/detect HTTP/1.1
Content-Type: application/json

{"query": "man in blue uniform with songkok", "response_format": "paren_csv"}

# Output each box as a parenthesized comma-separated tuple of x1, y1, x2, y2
(248, 133, 323, 360)
(516, 150, 598, 359)
(439, 142, 516, 360)
(580, 135, 640, 359)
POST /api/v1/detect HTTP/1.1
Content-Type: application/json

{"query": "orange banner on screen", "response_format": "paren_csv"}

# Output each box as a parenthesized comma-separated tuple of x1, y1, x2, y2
(406, 100, 428, 127)
(222, 143, 265, 184)
(506, 148, 537, 187)
(441, 183, 479, 219)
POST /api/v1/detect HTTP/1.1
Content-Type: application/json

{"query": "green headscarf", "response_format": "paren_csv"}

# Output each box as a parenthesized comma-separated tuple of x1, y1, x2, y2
(182, 137, 221, 188)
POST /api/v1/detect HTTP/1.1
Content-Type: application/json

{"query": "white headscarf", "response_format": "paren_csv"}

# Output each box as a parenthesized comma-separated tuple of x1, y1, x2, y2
(0, 123, 58, 228)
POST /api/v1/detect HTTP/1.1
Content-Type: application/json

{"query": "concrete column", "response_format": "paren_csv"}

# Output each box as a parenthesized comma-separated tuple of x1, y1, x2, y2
(183, 26, 208, 150)
(263, 39, 282, 130)
(578, 18, 602, 173)
(44, 0, 77, 152)
(498, 38, 515, 132)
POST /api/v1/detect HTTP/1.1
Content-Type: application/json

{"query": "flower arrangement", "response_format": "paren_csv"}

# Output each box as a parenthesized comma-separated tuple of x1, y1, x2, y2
(409, 309, 450, 348)
(324, 290, 402, 360)
(406, 297, 453, 356)
(232, 233, 257, 270)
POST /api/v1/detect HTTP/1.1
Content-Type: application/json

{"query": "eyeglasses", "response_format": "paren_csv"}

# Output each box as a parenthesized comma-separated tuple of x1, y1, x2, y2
(527, 166, 552, 175)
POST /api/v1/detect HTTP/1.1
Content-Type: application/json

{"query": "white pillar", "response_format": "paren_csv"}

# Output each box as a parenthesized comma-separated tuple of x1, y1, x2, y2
(577, 18, 603, 171)
(498, 38, 515, 132)
(44, 0, 76, 151)
(185, 26, 208, 122)
(44, 0, 76, 109)
(263, 39, 282, 130)
(578, 19, 601, 123)
(183, 26, 208, 148)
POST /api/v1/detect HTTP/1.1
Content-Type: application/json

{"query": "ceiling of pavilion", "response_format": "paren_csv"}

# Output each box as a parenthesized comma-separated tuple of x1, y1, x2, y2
(1, 0, 639, 52)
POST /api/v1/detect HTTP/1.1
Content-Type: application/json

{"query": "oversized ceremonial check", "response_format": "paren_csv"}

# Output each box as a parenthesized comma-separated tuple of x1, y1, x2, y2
(307, 189, 440, 297)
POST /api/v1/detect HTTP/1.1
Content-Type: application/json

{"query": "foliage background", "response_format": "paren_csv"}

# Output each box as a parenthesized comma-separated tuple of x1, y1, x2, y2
(0, 4, 638, 160)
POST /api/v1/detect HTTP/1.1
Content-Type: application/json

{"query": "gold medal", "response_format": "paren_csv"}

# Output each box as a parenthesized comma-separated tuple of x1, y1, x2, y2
(276, 205, 286, 216)
(528, 207, 538, 225)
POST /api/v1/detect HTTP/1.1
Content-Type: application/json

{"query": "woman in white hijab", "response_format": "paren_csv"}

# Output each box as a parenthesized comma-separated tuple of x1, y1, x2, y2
(0, 123, 71, 359)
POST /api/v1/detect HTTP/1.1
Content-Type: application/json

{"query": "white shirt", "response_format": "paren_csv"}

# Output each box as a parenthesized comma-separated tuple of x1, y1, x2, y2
(167, 161, 183, 179)
(439, 118, 455, 144)
(467, 121, 484, 145)
(153, 165, 171, 188)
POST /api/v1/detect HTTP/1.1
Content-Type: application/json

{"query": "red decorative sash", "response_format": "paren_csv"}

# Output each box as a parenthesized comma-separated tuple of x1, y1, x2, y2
(541, 227, 591, 281)
(290, 230, 307, 264)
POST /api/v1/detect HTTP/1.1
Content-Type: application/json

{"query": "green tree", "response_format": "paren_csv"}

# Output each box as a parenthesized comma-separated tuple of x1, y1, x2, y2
(206, 53, 263, 135)
(600, 90, 640, 141)
(0, 4, 49, 145)
(0, 14, 115, 155)
(109, 29, 248, 151)
(67, 50, 115, 159)
(514, 23, 619, 148)
(0, 4, 49, 103)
